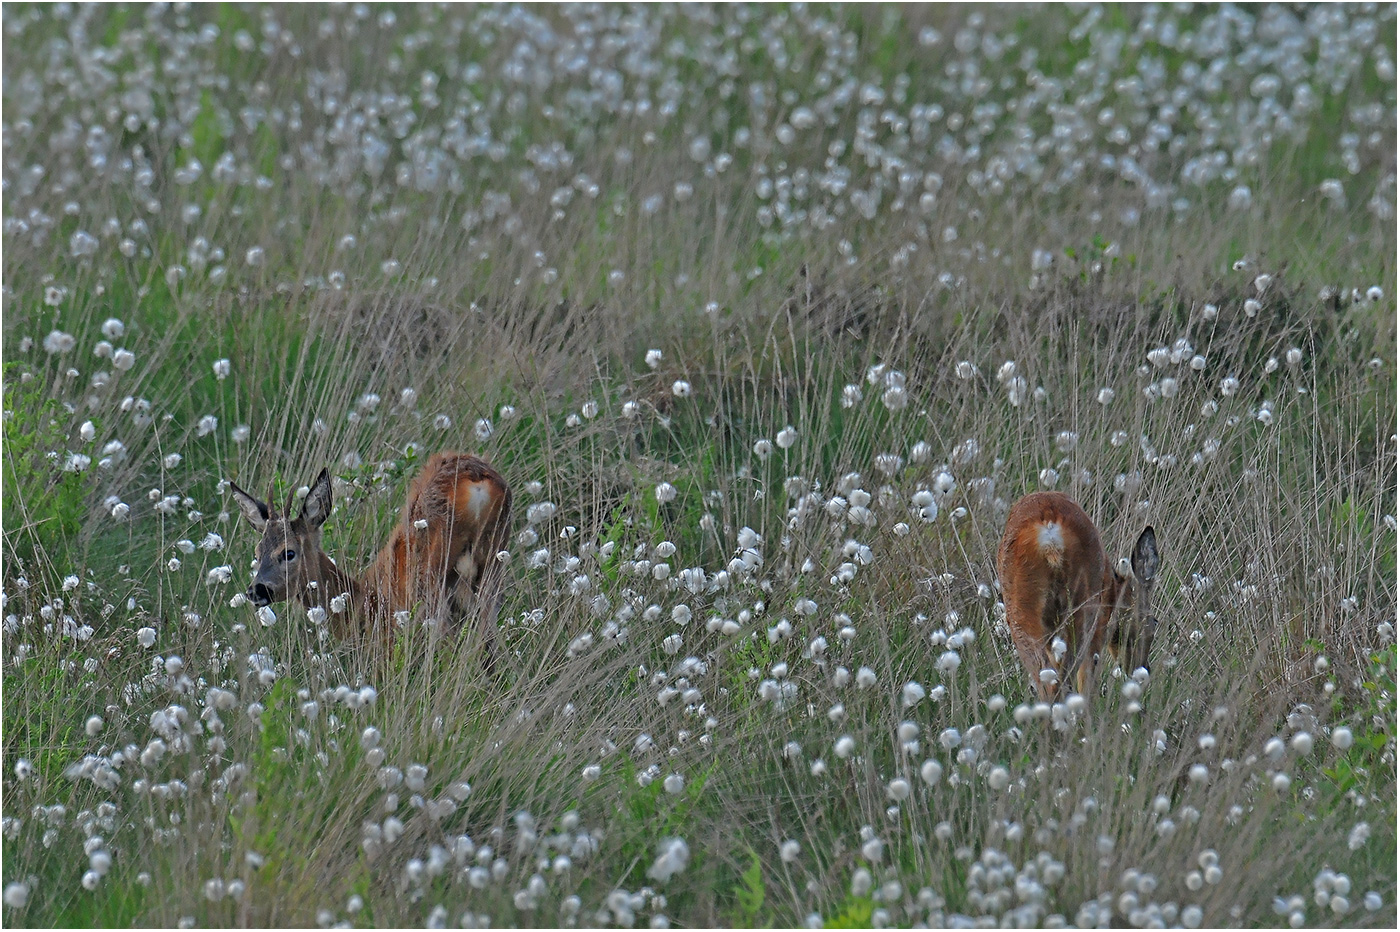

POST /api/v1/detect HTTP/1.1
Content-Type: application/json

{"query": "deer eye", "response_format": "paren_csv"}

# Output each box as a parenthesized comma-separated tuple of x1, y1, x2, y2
(282, 549, 297, 562)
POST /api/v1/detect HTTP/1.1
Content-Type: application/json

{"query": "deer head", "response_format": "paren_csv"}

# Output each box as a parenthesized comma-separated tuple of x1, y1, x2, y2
(228, 468, 333, 608)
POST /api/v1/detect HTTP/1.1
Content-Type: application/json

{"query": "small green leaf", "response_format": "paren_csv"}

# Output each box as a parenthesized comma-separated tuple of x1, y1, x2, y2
(736, 850, 765, 921)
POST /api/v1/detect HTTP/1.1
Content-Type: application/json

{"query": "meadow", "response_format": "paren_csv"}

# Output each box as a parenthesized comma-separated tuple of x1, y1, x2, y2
(2, 4, 1396, 928)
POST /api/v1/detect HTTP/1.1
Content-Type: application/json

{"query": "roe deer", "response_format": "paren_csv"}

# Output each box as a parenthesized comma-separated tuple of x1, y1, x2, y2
(228, 452, 512, 662)
(996, 492, 1159, 701)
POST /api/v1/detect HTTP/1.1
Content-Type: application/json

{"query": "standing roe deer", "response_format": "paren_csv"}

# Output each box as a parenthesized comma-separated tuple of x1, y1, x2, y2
(996, 491, 1159, 701)
(228, 452, 512, 661)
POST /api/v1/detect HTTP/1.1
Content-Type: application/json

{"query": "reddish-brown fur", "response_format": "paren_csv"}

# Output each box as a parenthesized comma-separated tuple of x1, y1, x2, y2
(997, 492, 1155, 701)
(230, 452, 512, 661)
(356, 453, 513, 642)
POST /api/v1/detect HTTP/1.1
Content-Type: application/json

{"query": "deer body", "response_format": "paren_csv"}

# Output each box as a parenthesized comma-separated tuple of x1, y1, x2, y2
(996, 492, 1159, 701)
(229, 452, 512, 658)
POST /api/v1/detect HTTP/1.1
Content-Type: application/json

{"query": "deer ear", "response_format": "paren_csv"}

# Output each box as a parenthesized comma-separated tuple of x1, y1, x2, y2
(228, 481, 271, 532)
(1132, 526, 1160, 583)
(298, 467, 333, 529)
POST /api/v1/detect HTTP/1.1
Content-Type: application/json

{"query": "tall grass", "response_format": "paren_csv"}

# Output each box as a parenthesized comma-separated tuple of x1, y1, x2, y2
(3, 4, 1395, 928)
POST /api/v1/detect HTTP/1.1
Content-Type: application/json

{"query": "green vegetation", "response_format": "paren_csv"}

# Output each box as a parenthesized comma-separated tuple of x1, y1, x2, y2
(2, 4, 1394, 928)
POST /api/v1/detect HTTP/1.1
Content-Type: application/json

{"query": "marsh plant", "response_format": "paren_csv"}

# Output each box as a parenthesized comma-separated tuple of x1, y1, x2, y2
(2, 4, 1395, 928)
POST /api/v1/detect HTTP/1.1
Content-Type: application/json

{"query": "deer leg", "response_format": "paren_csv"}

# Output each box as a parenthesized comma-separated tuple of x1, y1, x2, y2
(475, 557, 505, 674)
(1059, 625, 1086, 700)
(445, 547, 503, 675)
(1035, 586, 1075, 702)
(1062, 602, 1101, 699)
(1006, 588, 1056, 702)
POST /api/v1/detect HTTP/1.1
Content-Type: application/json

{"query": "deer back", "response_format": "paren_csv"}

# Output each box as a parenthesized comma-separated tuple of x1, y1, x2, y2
(364, 452, 512, 625)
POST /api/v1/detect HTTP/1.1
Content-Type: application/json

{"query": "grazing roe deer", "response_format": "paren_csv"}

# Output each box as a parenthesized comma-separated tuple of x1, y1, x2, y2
(229, 452, 512, 661)
(996, 492, 1159, 701)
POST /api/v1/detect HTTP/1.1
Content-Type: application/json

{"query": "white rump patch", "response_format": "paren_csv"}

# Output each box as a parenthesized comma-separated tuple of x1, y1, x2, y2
(1036, 517, 1064, 562)
(466, 482, 493, 520)
(1036, 521, 1065, 555)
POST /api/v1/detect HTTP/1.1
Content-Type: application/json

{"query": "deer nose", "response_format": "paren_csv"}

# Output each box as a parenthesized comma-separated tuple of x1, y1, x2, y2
(247, 583, 273, 607)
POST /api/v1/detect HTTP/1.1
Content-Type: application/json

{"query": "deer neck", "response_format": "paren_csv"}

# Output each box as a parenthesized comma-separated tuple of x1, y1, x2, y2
(1099, 566, 1126, 642)
(297, 551, 369, 631)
